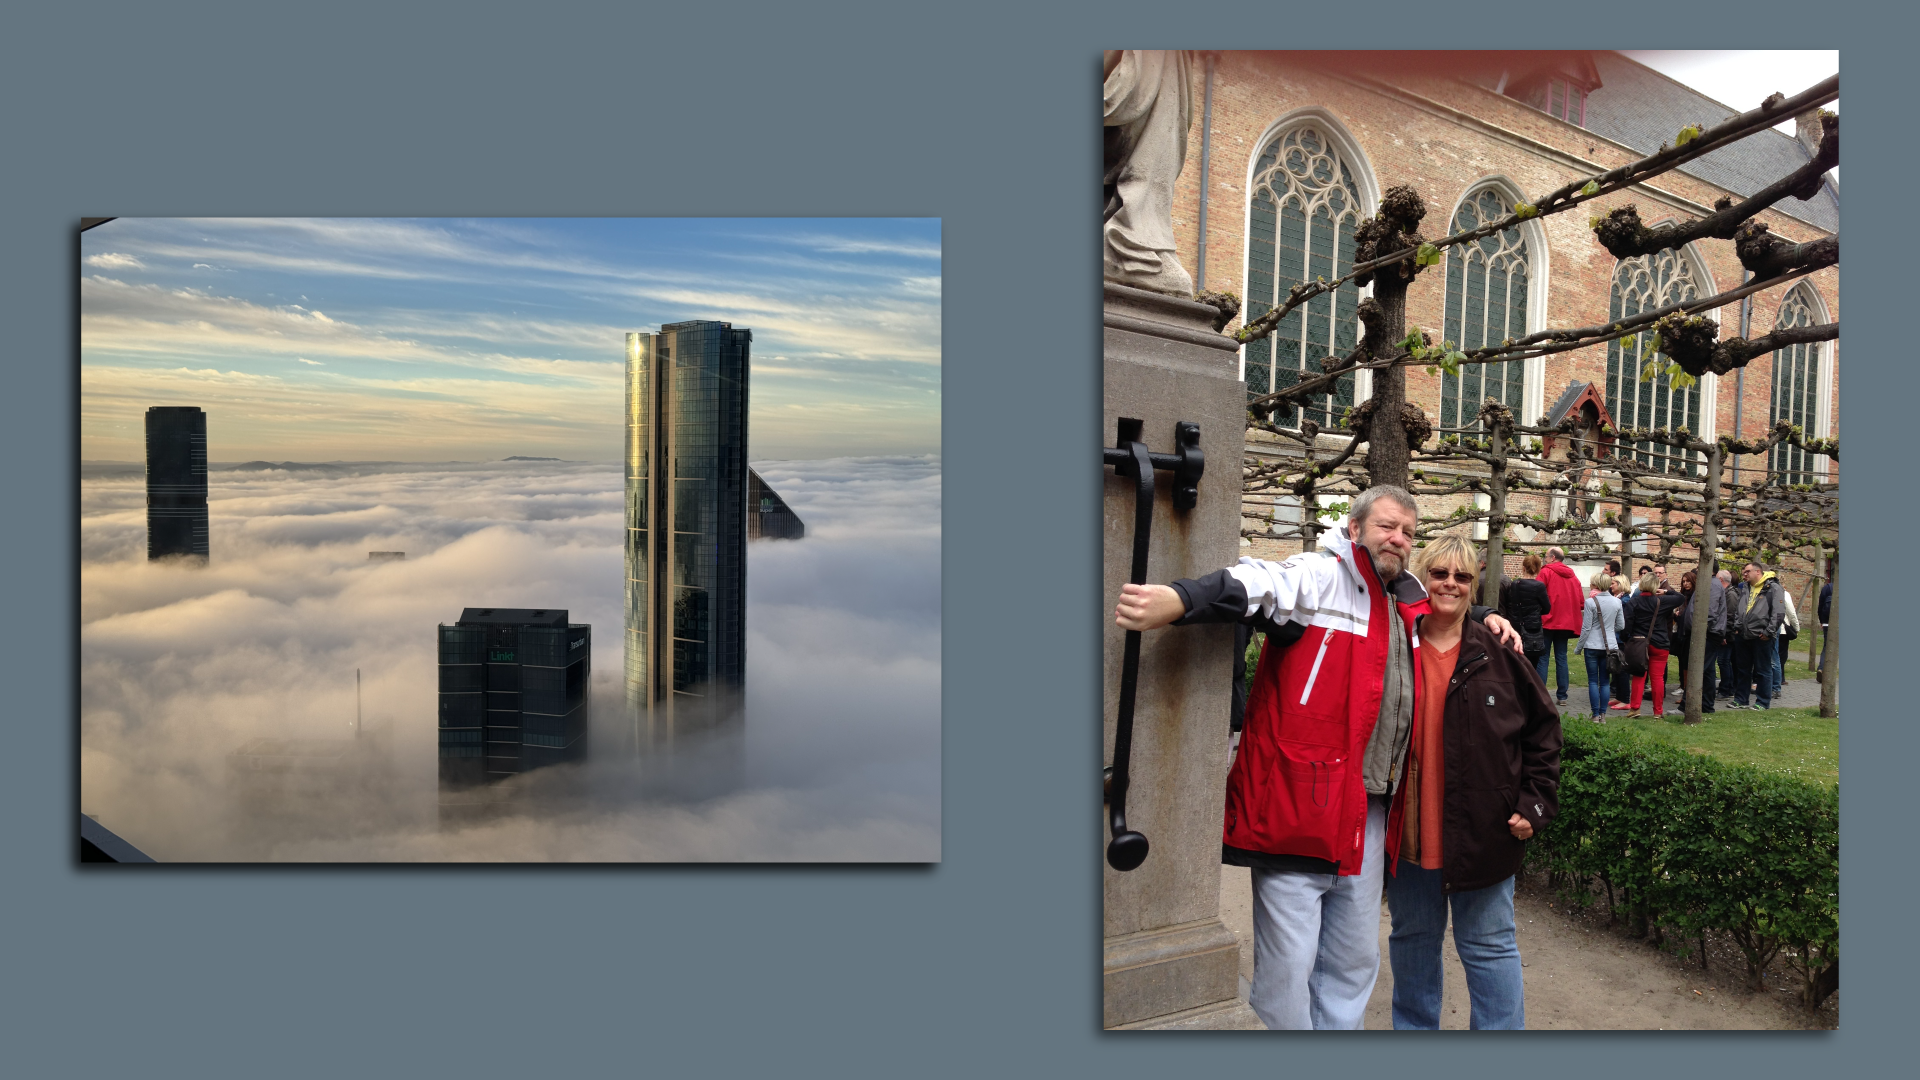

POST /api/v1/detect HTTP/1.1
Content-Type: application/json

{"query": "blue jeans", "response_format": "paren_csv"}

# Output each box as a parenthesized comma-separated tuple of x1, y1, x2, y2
(1773, 635, 1788, 694)
(1583, 648, 1609, 718)
(1248, 796, 1388, 1029)
(1387, 864, 1525, 1029)
(1713, 638, 1735, 697)
(1544, 630, 1573, 700)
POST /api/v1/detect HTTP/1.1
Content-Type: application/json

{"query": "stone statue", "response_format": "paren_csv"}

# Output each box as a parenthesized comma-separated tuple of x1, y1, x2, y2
(1103, 50, 1194, 297)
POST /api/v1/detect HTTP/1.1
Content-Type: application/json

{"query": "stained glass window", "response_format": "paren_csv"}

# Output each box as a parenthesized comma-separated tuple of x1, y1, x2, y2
(1244, 125, 1364, 429)
(1768, 285, 1824, 485)
(1440, 188, 1530, 431)
(1604, 248, 1705, 475)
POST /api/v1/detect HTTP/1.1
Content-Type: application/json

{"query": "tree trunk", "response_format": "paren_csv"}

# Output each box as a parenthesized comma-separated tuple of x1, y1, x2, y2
(1366, 275, 1412, 490)
(1818, 557, 1837, 718)
(1482, 406, 1509, 609)
(1683, 444, 1721, 724)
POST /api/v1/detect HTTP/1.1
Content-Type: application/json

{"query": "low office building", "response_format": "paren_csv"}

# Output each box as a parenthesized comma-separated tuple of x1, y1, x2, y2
(437, 608, 591, 786)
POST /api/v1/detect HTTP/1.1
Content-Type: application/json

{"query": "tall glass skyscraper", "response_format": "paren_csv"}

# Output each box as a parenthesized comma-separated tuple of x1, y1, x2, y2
(146, 405, 209, 561)
(625, 321, 750, 739)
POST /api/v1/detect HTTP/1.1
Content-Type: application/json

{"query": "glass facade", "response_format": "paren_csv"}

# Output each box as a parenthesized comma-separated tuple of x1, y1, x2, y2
(625, 322, 750, 734)
(1769, 285, 1824, 485)
(146, 405, 209, 561)
(437, 609, 589, 787)
(1440, 188, 1529, 431)
(1244, 125, 1363, 429)
(1605, 248, 1704, 475)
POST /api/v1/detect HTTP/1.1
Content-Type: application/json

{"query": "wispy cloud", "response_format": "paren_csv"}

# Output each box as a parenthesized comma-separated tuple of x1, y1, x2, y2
(87, 252, 145, 270)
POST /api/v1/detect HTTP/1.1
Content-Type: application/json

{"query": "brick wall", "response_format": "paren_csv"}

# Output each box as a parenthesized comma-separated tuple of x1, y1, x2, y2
(1178, 54, 1836, 584)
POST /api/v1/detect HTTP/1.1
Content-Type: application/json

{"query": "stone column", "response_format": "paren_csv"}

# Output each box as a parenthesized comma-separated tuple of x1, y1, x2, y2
(1102, 282, 1262, 1030)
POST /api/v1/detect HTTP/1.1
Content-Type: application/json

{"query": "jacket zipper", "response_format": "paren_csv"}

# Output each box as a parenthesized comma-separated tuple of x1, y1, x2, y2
(1299, 626, 1336, 705)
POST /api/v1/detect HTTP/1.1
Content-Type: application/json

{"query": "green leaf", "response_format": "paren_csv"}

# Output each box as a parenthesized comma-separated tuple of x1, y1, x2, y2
(1414, 242, 1441, 267)
(1425, 365, 1439, 376)
(1580, 180, 1600, 197)
(1512, 202, 1538, 220)
(1675, 123, 1703, 147)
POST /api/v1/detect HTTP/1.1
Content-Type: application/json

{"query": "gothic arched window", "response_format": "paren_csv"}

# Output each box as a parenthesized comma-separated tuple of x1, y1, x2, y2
(1244, 125, 1364, 429)
(1605, 247, 1707, 475)
(1439, 187, 1531, 431)
(1769, 285, 1826, 485)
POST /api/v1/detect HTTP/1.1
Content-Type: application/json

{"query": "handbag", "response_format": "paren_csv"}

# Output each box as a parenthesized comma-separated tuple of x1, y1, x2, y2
(1622, 637, 1650, 677)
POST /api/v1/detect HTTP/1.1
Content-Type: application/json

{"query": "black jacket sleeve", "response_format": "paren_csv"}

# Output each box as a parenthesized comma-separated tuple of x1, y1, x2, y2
(1170, 569, 1303, 640)
(1818, 582, 1832, 624)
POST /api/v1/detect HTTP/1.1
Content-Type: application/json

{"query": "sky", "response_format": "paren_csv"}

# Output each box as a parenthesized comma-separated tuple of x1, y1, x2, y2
(80, 455, 941, 861)
(80, 218, 942, 462)
(1623, 51, 1839, 178)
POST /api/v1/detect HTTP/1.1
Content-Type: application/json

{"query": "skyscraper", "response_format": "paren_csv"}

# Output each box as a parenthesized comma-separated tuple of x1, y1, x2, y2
(438, 608, 591, 786)
(146, 406, 208, 561)
(625, 321, 750, 734)
(747, 468, 805, 540)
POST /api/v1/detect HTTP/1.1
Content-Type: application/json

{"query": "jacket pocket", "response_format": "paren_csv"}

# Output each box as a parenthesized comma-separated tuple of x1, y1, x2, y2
(1262, 741, 1349, 862)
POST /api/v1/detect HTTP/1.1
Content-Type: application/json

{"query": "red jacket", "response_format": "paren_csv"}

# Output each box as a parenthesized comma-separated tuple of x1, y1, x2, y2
(1216, 530, 1430, 874)
(1537, 562, 1585, 633)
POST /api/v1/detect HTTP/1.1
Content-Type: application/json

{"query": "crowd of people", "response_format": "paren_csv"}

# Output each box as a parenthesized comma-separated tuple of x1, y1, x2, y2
(1498, 548, 1811, 720)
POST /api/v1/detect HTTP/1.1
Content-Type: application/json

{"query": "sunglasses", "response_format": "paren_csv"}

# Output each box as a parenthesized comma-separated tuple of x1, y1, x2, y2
(1427, 568, 1476, 585)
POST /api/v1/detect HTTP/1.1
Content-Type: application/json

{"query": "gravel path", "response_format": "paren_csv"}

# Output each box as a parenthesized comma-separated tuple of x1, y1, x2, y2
(1218, 864, 1834, 1029)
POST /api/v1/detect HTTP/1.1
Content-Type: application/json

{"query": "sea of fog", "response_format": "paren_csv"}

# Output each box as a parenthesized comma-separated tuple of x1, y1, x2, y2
(79, 456, 941, 861)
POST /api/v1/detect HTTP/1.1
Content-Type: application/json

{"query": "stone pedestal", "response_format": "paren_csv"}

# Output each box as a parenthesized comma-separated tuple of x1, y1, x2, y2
(1102, 282, 1263, 1030)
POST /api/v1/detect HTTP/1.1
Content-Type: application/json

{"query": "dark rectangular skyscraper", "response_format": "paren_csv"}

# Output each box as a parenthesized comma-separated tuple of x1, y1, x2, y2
(146, 406, 208, 561)
(625, 321, 750, 733)
(438, 608, 590, 786)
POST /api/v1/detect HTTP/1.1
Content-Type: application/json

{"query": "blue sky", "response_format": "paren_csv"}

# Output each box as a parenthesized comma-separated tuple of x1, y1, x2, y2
(80, 218, 941, 461)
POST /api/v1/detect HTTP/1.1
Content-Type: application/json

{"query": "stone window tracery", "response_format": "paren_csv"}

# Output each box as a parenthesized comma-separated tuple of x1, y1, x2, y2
(1605, 247, 1706, 476)
(1769, 285, 1826, 485)
(1440, 187, 1530, 432)
(1244, 125, 1364, 430)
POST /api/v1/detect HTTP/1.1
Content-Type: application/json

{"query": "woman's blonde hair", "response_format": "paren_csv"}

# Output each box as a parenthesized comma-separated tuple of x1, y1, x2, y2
(1590, 572, 1611, 590)
(1413, 533, 1478, 584)
(1639, 574, 1659, 594)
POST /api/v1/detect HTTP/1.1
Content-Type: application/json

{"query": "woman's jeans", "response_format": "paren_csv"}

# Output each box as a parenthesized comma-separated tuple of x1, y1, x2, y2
(1629, 646, 1670, 712)
(1386, 863, 1525, 1029)
(1583, 649, 1610, 718)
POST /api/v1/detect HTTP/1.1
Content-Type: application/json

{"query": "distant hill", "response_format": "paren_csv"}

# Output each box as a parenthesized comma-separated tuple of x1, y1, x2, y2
(502, 456, 562, 462)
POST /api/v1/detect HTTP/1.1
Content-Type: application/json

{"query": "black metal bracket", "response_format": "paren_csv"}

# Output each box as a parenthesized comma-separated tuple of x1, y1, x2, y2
(1102, 420, 1204, 510)
(1100, 421, 1203, 873)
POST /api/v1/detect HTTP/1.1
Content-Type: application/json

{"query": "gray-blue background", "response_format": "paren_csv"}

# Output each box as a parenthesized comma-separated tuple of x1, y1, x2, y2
(5, 1, 1904, 1073)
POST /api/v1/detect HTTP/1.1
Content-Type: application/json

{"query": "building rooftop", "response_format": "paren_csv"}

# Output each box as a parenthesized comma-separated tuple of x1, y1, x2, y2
(1582, 52, 1837, 234)
(455, 608, 570, 627)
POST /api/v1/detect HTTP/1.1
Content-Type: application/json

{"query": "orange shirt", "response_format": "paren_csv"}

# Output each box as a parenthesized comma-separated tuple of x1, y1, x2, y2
(1401, 637, 1459, 869)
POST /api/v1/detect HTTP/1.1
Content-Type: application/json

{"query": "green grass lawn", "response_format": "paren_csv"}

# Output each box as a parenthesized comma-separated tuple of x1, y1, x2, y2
(1585, 708, 1837, 787)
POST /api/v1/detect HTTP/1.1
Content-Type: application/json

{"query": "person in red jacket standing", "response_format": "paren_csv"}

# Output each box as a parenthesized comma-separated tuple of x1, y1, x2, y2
(1534, 547, 1585, 708)
(1115, 486, 1522, 1029)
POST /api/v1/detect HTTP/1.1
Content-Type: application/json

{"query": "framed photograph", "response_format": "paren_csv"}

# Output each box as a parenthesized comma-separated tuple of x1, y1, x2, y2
(80, 217, 942, 863)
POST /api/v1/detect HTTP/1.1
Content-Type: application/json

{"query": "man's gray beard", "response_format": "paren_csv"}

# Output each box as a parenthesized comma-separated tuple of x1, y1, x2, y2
(1371, 549, 1404, 580)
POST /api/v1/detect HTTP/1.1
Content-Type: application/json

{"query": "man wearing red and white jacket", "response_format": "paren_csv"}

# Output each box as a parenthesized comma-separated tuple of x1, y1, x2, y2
(1115, 485, 1521, 1030)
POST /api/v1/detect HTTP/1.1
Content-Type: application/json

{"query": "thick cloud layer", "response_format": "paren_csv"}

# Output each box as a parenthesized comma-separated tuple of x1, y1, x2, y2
(80, 457, 941, 861)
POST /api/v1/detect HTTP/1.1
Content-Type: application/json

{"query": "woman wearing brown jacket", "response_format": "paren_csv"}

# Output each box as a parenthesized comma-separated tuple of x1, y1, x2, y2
(1388, 533, 1563, 1029)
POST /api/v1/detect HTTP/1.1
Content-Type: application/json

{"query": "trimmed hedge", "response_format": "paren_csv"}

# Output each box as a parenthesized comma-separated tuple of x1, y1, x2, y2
(1526, 720, 1838, 1008)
